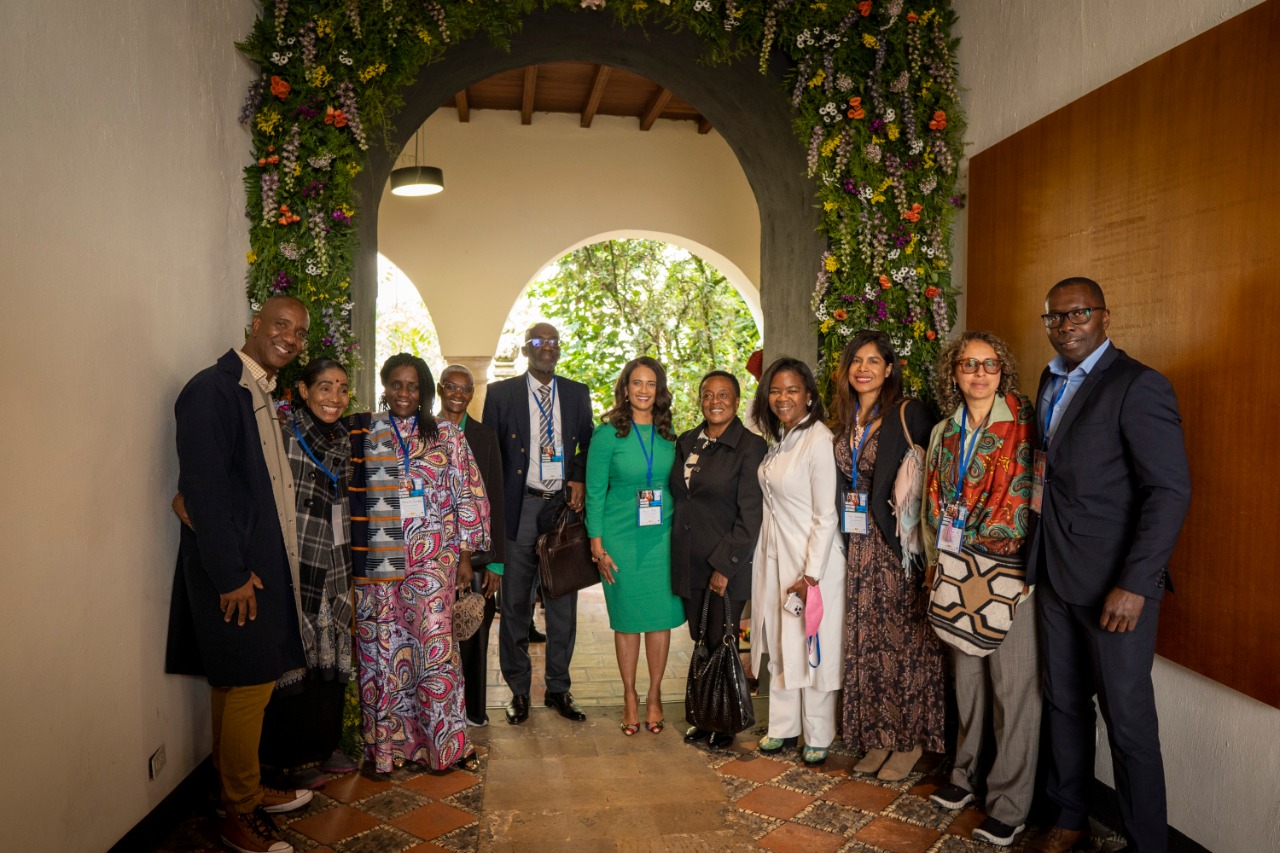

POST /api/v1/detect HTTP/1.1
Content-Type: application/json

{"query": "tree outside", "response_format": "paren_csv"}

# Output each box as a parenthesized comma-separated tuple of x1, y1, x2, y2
(375, 254, 445, 403)
(519, 239, 761, 433)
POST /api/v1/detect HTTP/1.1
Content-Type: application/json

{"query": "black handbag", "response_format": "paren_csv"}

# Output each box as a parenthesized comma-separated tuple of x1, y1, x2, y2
(535, 505, 600, 598)
(684, 593, 756, 734)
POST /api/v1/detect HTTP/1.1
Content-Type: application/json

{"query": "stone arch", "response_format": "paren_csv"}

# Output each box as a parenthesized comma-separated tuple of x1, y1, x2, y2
(350, 5, 820, 400)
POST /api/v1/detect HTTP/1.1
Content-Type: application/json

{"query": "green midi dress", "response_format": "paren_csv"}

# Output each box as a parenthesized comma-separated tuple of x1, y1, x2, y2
(585, 422, 686, 633)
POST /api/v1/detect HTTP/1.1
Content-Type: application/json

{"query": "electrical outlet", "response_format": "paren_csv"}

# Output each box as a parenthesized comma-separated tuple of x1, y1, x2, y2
(148, 745, 166, 780)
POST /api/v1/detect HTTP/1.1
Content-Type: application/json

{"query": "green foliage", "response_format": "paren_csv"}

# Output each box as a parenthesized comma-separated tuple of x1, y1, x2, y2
(527, 240, 760, 433)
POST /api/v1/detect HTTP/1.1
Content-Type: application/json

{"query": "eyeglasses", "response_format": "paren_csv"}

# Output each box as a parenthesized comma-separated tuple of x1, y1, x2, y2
(526, 336, 561, 349)
(956, 358, 1002, 375)
(1041, 307, 1104, 328)
(439, 381, 473, 394)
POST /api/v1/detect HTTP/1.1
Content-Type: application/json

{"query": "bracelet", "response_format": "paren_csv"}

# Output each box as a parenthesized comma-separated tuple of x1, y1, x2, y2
(804, 576, 819, 586)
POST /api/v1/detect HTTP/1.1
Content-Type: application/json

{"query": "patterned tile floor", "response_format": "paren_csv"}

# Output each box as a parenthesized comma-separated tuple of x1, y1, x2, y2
(145, 586, 1128, 852)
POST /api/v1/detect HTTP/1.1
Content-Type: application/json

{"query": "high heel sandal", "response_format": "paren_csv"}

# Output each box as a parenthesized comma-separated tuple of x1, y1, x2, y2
(645, 719, 664, 734)
(620, 721, 640, 736)
(621, 691, 641, 737)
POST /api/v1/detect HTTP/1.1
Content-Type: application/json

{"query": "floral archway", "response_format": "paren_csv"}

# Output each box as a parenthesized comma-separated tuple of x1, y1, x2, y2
(238, 0, 963, 399)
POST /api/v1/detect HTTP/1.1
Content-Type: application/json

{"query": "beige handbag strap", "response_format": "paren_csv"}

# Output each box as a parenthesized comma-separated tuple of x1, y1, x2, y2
(898, 399, 911, 444)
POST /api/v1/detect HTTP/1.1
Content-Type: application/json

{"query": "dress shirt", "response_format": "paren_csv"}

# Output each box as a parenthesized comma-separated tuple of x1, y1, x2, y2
(525, 374, 564, 490)
(1040, 339, 1112, 447)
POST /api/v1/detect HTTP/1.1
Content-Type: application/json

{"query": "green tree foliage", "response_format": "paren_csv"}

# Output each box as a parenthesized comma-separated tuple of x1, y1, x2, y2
(527, 240, 761, 433)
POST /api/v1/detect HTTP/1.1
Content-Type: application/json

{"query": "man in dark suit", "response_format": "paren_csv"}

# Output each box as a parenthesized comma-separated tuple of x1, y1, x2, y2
(1028, 278, 1191, 853)
(166, 296, 315, 853)
(482, 322, 595, 724)
(436, 363, 506, 727)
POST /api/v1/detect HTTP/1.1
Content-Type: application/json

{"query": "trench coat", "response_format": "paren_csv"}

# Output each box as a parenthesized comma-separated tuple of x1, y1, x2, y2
(750, 416, 846, 693)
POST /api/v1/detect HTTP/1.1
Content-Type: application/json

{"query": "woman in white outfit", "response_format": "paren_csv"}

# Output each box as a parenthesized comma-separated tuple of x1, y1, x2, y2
(749, 357, 847, 766)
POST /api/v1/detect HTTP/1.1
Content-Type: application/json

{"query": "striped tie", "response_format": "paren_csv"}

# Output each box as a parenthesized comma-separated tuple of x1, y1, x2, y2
(538, 383, 559, 488)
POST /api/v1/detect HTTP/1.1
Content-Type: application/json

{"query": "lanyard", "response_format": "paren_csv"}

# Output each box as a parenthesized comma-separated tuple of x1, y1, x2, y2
(949, 406, 984, 505)
(389, 414, 419, 474)
(633, 421, 656, 488)
(848, 402, 878, 492)
(1041, 376, 1068, 449)
(530, 377, 557, 447)
(292, 414, 341, 496)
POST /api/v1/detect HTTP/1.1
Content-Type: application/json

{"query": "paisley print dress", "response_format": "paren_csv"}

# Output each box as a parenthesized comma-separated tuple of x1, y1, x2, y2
(354, 415, 490, 772)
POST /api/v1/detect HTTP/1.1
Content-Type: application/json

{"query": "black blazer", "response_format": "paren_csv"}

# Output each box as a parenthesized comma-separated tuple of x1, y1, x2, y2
(669, 418, 768, 601)
(166, 349, 305, 686)
(857, 398, 935, 564)
(1025, 344, 1191, 606)
(481, 372, 595, 540)
(461, 415, 506, 567)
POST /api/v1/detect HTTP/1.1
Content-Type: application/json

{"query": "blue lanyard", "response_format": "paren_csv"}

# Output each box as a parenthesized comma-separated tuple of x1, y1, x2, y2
(1041, 376, 1068, 449)
(292, 414, 341, 497)
(632, 421, 656, 488)
(848, 402, 878, 492)
(530, 377, 557, 448)
(949, 406, 984, 505)
(389, 414, 419, 474)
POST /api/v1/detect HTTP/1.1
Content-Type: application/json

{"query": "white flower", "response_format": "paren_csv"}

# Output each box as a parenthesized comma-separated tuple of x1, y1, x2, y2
(835, 73, 853, 91)
(270, 51, 293, 65)
(910, 140, 924, 155)
(859, 186, 874, 201)
(694, 0, 711, 10)
(888, 249, 900, 260)
(884, 109, 895, 123)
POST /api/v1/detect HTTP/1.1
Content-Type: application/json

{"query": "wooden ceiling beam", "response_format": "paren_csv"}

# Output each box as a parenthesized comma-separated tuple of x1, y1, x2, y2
(456, 88, 470, 123)
(581, 64, 611, 128)
(521, 66, 537, 125)
(697, 116, 713, 135)
(639, 86, 673, 131)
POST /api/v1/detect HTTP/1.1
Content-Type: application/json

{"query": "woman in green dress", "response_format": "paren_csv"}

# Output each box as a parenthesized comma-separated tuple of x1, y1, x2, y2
(587, 356, 686, 735)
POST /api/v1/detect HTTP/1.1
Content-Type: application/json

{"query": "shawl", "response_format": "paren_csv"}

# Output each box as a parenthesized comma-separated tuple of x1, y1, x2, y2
(278, 404, 353, 688)
(923, 393, 1035, 560)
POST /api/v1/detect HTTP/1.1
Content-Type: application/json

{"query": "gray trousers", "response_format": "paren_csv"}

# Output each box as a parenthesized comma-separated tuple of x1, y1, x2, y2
(950, 589, 1042, 826)
(498, 493, 578, 696)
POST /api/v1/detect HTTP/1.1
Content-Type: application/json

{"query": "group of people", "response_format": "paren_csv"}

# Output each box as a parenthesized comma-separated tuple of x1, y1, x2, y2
(167, 275, 1189, 853)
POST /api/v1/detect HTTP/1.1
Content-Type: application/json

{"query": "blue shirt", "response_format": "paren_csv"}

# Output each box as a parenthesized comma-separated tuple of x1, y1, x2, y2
(1040, 339, 1112, 447)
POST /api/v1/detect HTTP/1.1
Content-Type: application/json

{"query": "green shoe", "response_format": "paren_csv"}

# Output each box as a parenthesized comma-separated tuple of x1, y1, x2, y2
(758, 735, 797, 754)
(801, 745, 829, 766)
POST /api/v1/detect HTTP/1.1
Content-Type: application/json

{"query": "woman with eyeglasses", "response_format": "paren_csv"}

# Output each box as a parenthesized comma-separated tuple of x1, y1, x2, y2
(920, 331, 1038, 848)
(832, 330, 944, 781)
(348, 353, 491, 775)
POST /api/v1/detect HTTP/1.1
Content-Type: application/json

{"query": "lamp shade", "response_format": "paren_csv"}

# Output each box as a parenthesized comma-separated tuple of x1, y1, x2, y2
(390, 165, 444, 196)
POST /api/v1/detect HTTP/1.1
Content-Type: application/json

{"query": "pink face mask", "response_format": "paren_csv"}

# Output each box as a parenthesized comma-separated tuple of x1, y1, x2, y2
(805, 583, 824, 668)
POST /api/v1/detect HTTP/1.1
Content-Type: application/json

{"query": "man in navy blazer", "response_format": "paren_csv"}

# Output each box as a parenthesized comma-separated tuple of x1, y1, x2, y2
(482, 322, 595, 725)
(1027, 278, 1191, 853)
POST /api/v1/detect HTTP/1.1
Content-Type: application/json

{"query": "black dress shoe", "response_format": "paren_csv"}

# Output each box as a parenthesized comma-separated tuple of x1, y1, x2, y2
(528, 625, 547, 643)
(708, 731, 735, 749)
(544, 690, 587, 721)
(683, 726, 711, 743)
(505, 694, 530, 725)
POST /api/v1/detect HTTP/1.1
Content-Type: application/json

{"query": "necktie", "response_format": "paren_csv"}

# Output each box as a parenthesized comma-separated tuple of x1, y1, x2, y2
(538, 383, 559, 488)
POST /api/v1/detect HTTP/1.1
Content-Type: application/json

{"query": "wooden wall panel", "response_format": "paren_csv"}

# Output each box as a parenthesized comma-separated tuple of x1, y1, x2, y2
(967, 0, 1280, 706)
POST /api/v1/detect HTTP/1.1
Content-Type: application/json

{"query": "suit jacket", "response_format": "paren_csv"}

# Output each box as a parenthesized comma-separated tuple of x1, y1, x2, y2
(462, 415, 506, 567)
(165, 349, 305, 686)
(481, 372, 595, 540)
(1025, 344, 1191, 606)
(864, 398, 935, 563)
(669, 417, 767, 601)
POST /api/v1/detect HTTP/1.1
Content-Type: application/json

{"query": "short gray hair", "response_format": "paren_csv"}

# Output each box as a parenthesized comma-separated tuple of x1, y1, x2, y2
(440, 363, 474, 384)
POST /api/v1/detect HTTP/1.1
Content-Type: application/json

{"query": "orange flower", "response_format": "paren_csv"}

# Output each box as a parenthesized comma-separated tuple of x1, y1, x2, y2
(833, 309, 848, 321)
(324, 106, 348, 128)
(847, 96, 866, 120)
(902, 203, 924, 223)
(929, 110, 948, 131)
(857, 0, 872, 15)
(924, 286, 940, 299)
(269, 76, 290, 100)
(906, 12, 918, 22)
(926, 330, 936, 341)
(879, 275, 891, 290)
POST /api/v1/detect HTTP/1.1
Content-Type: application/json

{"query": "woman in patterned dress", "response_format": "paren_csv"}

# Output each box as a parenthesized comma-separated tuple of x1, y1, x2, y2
(349, 353, 491, 775)
(832, 330, 945, 781)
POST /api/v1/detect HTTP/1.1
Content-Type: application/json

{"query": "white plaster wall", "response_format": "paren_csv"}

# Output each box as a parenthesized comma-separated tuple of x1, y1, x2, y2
(951, 2, 1279, 850)
(0, 1, 257, 850)
(377, 110, 761, 362)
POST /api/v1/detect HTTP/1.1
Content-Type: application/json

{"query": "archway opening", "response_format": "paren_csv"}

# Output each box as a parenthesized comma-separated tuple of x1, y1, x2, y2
(374, 253, 445, 385)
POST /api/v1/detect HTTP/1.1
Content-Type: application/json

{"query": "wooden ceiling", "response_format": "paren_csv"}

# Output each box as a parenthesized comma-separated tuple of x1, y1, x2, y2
(442, 60, 712, 133)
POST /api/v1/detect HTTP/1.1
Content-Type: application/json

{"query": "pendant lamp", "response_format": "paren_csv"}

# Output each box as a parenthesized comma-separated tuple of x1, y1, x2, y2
(390, 131, 444, 197)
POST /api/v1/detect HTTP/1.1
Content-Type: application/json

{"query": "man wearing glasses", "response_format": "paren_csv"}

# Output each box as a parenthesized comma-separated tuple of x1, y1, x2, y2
(483, 323, 595, 725)
(1028, 278, 1191, 853)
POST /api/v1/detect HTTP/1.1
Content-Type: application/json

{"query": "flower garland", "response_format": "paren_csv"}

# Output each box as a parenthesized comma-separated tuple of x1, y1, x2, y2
(237, 1, 963, 401)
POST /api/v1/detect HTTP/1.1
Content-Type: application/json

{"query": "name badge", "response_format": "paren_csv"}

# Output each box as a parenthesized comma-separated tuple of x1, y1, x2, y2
(540, 443, 565, 480)
(1031, 450, 1046, 514)
(842, 490, 869, 534)
(637, 489, 663, 526)
(398, 477, 427, 520)
(331, 504, 347, 546)
(936, 504, 967, 554)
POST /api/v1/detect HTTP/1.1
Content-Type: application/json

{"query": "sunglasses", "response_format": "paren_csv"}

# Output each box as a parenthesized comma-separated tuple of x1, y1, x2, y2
(526, 336, 561, 349)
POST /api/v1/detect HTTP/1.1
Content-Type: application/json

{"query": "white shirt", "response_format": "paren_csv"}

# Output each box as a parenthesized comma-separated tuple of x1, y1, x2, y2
(525, 374, 564, 490)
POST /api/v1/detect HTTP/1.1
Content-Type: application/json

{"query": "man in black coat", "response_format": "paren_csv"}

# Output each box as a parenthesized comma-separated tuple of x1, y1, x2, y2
(166, 296, 314, 853)
(1028, 278, 1191, 853)
(482, 323, 595, 725)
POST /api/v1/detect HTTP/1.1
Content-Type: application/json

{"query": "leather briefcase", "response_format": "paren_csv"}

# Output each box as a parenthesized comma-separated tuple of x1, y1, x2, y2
(536, 505, 600, 598)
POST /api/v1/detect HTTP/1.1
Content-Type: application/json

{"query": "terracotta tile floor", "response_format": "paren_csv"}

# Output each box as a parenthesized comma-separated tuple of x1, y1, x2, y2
(146, 586, 1131, 852)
